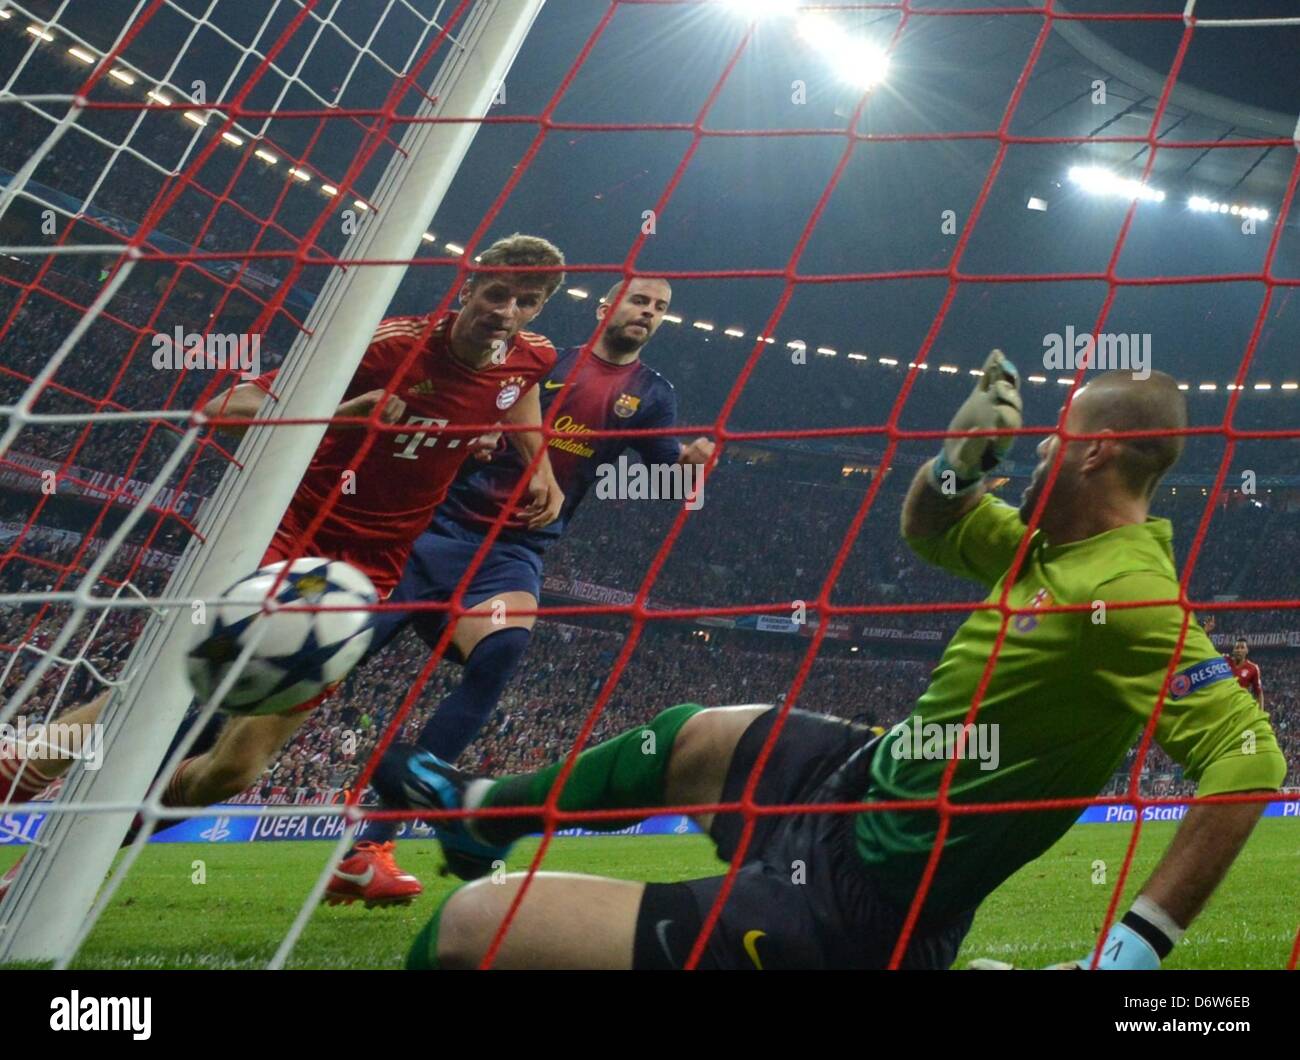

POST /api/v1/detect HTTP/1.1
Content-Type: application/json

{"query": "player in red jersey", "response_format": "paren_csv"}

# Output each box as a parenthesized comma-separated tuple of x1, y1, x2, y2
(0, 235, 568, 905)
(1227, 638, 1264, 709)
(1203, 618, 1264, 711)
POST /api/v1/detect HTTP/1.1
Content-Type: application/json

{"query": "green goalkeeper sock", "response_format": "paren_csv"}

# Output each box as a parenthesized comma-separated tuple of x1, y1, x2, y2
(476, 703, 703, 846)
(406, 884, 463, 970)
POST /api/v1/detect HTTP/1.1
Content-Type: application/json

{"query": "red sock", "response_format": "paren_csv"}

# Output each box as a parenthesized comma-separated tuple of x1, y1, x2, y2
(0, 748, 57, 802)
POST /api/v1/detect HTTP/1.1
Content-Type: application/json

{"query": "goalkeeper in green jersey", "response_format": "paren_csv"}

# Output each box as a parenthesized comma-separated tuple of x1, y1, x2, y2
(387, 353, 1285, 970)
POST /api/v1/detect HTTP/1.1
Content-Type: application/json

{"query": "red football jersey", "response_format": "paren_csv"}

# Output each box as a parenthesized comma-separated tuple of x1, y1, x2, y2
(1225, 656, 1263, 701)
(260, 311, 555, 591)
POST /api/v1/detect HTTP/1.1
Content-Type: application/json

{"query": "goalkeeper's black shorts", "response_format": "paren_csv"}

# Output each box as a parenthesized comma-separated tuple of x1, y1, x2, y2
(633, 706, 972, 970)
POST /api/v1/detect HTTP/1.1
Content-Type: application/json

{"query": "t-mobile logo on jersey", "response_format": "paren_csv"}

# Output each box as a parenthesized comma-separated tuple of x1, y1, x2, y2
(593, 453, 703, 510)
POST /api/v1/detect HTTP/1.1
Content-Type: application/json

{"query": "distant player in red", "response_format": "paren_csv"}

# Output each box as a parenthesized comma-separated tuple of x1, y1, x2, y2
(1227, 638, 1263, 710)
(0, 236, 571, 905)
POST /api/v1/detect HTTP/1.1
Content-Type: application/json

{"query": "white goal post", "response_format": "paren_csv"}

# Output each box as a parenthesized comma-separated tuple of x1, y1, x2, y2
(0, 0, 547, 965)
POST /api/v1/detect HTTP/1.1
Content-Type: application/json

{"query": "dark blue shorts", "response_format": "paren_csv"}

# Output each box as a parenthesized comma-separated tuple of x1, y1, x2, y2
(634, 708, 973, 970)
(365, 515, 544, 662)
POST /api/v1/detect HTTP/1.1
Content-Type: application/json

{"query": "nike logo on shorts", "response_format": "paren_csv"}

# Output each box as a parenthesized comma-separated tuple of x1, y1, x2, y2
(655, 919, 676, 966)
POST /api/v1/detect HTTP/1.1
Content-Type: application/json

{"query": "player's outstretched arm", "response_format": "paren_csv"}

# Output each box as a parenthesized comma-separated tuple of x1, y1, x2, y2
(501, 383, 563, 528)
(201, 383, 404, 439)
(900, 460, 986, 540)
(678, 437, 715, 465)
(1106, 796, 1271, 966)
(900, 349, 1022, 540)
(200, 382, 268, 438)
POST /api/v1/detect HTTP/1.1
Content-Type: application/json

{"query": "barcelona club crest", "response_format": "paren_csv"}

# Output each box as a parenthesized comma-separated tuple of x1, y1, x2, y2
(613, 392, 641, 419)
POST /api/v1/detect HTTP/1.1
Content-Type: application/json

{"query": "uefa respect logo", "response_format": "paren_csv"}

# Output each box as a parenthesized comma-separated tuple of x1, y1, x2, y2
(151, 326, 262, 379)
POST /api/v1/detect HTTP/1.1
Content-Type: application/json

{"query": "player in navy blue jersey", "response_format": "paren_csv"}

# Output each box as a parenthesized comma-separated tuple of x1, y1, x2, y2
(326, 277, 715, 905)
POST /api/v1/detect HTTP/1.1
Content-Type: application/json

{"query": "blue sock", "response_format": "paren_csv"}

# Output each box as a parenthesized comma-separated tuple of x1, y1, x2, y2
(419, 626, 531, 761)
(359, 627, 531, 851)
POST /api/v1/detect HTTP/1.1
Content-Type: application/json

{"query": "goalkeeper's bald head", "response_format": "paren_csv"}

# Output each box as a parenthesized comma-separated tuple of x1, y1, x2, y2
(1073, 370, 1187, 499)
(1020, 370, 1188, 537)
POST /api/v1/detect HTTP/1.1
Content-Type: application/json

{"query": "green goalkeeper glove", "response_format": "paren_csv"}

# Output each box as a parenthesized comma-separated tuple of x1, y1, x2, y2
(928, 349, 1022, 496)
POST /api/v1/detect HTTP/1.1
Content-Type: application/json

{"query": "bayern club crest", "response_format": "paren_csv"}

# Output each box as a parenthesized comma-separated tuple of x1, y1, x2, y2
(496, 377, 525, 409)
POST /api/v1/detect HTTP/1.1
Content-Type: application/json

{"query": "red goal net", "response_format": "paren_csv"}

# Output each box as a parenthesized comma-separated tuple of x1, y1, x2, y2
(1, 0, 1296, 970)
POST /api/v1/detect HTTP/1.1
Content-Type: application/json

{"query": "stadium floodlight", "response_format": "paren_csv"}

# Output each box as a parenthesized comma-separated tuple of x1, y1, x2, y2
(26, 24, 54, 41)
(797, 12, 889, 89)
(1026, 196, 1048, 212)
(693, 320, 715, 331)
(566, 287, 588, 299)
(254, 148, 278, 164)
(221, 131, 244, 146)
(787, 339, 806, 349)
(320, 184, 338, 196)
(420, 232, 436, 243)
(939, 365, 959, 373)
(147, 88, 170, 104)
(1068, 165, 1164, 203)
(67, 46, 95, 64)
(444, 241, 465, 254)
(1177, 383, 1190, 391)
(353, 200, 369, 210)
(847, 352, 868, 361)
(1027, 374, 1047, 383)
(0, 10, 11, 19)
(288, 168, 312, 182)
(1199, 383, 1217, 391)
(1282, 382, 1299, 391)
(878, 357, 898, 366)
(183, 111, 208, 126)
(762, 336, 776, 344)
(817, 346, 837, 356)
(724, 327, 745, 338)
(1189, 195, 1268, 221)
(108, 68, 135, 85)
(664, 313, 683, 324)
(1254, 382, 1272, 390)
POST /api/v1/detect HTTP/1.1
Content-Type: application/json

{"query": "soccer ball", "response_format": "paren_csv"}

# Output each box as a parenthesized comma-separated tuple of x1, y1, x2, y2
(185, 558, 378, 716)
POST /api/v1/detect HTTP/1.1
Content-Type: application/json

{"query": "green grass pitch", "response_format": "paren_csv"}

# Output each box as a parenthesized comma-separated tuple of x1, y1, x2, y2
(1, 820, 1294, 969)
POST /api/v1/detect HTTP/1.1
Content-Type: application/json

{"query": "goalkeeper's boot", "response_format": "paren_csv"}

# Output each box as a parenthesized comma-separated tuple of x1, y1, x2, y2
(324, 840, 422, 908)
(373, 743, 509, 881)
(0, 852, 25, 901)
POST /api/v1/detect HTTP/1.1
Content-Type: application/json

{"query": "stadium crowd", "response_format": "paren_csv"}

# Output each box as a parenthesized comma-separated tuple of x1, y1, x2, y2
(2, 36, 1298, 812)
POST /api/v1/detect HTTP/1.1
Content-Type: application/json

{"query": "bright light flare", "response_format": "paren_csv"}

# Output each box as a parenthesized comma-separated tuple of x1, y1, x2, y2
(798, 13, 889, 89)
(1068, 165, 1164, 203)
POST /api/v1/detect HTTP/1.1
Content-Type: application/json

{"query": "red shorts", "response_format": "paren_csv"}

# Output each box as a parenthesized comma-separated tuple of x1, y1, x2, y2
(261, 513, 406, 715)
(262, 514, 408, 597)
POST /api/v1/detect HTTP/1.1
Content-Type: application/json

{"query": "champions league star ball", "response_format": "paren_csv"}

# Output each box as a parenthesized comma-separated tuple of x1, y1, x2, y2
(186, 558, 378, 716)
